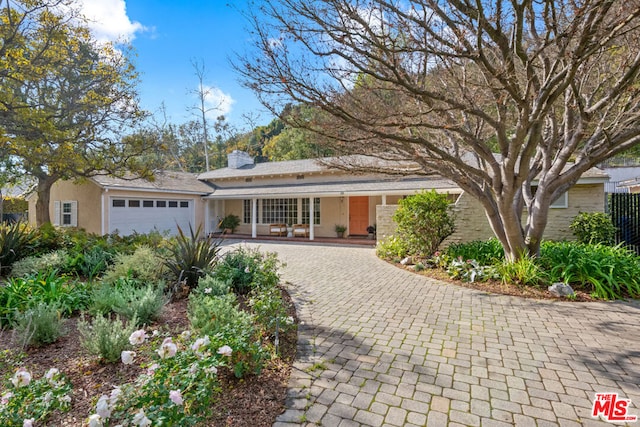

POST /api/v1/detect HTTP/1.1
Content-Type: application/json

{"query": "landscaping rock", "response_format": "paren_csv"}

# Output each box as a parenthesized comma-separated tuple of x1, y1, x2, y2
(400, 256, 413, 266)
(548, 282, 575, 297)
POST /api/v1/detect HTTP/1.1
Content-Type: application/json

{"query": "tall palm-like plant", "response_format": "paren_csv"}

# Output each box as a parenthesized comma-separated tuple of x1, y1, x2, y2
(164, 224, 223, 290)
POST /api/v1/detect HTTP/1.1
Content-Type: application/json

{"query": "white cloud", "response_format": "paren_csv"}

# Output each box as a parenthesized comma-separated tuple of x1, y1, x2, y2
(202, 85, 235, 117)
(75, 0, 146, 42)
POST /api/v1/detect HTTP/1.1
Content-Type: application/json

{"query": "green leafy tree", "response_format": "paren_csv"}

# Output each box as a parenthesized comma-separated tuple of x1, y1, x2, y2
(393, 190, 455, 257)
(238, 0, 640, 261)
(0, 0, 153, 225)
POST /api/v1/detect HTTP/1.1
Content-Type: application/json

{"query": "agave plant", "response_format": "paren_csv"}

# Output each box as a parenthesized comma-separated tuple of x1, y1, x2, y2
(164, 224, 223, 290)
(0, 221, 36, 276)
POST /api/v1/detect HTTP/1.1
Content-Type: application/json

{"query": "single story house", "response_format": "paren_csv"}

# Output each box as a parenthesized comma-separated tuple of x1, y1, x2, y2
(27, 171, 214, 236)
(28, 151, 609, 243)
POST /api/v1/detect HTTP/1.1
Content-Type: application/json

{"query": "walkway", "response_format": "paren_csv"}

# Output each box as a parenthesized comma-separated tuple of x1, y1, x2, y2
(230, 241, 640, 426)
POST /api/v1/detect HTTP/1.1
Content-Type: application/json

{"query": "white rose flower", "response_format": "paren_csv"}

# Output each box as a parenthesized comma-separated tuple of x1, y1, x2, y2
(121, 350, 136, 365)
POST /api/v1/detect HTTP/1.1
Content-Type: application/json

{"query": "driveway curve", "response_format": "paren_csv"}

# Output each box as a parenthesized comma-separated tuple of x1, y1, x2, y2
(228, 241, 640, 426)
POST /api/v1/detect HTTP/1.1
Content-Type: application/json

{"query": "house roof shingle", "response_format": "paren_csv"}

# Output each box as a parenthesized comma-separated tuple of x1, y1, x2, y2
(92, 171, 214, 194)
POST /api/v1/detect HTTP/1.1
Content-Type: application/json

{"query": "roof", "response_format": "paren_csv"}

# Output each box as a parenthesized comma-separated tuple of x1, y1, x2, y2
(198, 158, 332, 180)
(204, 177, 460, 199)
(92, 171, 214, 194)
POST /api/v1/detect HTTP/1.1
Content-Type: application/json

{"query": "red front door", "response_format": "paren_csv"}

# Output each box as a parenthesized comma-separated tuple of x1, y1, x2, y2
(349, 196, 369, 235)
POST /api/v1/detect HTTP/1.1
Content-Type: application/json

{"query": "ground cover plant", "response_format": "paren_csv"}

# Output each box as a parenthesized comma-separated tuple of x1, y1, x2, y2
(0, 227, 297, 426)
(379, 235, 640, 300)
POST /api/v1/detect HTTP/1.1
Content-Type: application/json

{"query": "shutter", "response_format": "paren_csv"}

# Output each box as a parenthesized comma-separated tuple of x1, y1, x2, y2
(53, 201, 60, 226)
(70, 200, 78, 227)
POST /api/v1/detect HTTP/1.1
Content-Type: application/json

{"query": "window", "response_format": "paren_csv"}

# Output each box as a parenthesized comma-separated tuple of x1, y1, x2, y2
(243, 200, 252, 224)
(169, 201, 178, 208)
(261, 198, 297, 224)
(54, 201, 77, 227)
(302, 198, 321, 225)
(112, 199, 125, 207)
(531, 186, 568, 209)
(128, 200, 140, 208)
(156, 200, 166, 208)
(143, 200, 154, 208)
(180, 201, 189, 208)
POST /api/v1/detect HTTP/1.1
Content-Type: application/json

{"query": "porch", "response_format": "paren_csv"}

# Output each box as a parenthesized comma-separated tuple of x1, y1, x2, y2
(212, 232, 377, 247)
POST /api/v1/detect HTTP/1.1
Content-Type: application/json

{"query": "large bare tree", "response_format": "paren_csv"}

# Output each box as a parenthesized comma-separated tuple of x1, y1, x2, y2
(237, 0, 640, 260)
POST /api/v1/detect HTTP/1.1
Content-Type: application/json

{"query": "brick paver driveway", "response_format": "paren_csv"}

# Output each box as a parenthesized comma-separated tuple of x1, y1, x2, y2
(228, 241, 640, 426)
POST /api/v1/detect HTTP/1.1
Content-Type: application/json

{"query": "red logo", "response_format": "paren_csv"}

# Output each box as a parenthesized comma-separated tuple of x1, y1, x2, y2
(592, 393, 638, 422)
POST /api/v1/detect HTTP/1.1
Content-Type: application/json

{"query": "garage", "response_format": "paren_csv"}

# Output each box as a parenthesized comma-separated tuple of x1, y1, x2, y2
(109, 197, 195, 236)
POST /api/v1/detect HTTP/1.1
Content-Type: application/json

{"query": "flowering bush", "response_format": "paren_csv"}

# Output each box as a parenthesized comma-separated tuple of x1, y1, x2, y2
(0, 367, 72, 426)
(212, 247, 280, 295)
(87, 333, 225, 426)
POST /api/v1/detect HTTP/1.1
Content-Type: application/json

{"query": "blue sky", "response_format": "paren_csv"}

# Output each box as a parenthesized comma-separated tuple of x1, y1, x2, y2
(76, 0, 272, 131)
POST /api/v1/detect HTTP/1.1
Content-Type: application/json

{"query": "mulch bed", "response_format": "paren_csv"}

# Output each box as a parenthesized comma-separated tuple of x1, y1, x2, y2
(0, 288, 298, 426)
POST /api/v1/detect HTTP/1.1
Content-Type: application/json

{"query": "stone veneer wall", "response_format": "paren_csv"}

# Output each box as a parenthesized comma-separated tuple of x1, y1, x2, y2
(376, 183, 606, 246)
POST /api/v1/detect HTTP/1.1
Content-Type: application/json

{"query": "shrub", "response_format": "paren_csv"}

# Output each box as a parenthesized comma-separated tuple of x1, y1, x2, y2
(445, 238, 504, 265)
(497, 257, 547, 287)
(64, 246, 113, 281)
(0, 272, 90, 327)
(0, 221, 36, 275)
(249, 285, 292, 339)
(99, 334, 223, 426)
(0, 367, 72, 426)
(77, 313, 138, 363)
(90, 278, 166, 326)
(570, 212, 617, 245)
(14, 302, 67, 348)
(540, 241, 640, 299)
(376, 236, 409, 260)
(219, 214, 240, 233)
(187, 293, 266, 377)
(10, 249, 69, 278)
(213, 247, 280, 295)
(195, 275, 231, 297)
(102, 245, 165, 284)
(393, 190, 455, 256)
(446, 258, 499, 282)
(164, 225, 222, 289)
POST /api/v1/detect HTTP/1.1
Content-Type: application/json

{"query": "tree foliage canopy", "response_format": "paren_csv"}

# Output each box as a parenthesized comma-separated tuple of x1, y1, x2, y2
(0, 0, 153, 225)
(238, 0, 640, 260)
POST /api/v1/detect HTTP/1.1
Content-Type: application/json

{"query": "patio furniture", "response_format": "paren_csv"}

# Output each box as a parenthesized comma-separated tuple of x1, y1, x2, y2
(269, 223, 288, 236)
(293, 223, 310, 237)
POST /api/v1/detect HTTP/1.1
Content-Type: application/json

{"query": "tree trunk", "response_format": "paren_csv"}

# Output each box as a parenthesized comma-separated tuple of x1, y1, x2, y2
(35, 176, 57, 226)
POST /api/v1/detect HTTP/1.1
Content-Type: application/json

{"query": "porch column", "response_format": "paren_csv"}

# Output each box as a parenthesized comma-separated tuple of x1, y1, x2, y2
(382, 195, 387, 205)
(309, 197, 315, 240)
(204, 199, 210, 236)
(251, 198, 258, 238)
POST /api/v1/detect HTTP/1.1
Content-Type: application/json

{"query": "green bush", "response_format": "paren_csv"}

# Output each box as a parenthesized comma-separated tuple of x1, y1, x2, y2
(392, 190, 455, 257)
(446, 258, 498, 282)
(219, 214, 241, 233)
(249, 285, 292, 339)
(445, 238, 505, 265)
(64, 246, 113, 280)
(570, 212, 617, 245)
(14, 302, 67, 347)
(77, 313, 137, 363)
(196, 274, 231, 297)
(187, 292, 266, 377)
(164, 225, 222, 289)
(213, 247, 280, 295)
(0, 221, 36, 275)
(90, 277, 166, 326)
(102, 245, 165, 284)
(376, 235, 409, 260)
(540, 241, 640, 299)
(10, 249, 69, 278)
(497, 257, 547, 287)
(0, 271, 90, 327)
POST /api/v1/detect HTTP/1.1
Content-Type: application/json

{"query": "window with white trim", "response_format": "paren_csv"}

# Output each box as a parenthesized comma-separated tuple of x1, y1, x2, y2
(261, 198, 297, 224)
(531, 186, 568, 208)
(302, 198, 321, 225)
(53, 200, 78, 227)
(243, 200, 252, 224)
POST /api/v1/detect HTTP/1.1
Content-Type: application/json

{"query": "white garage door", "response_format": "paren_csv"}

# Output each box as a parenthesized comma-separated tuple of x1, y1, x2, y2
(109, 197, 194, 236)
